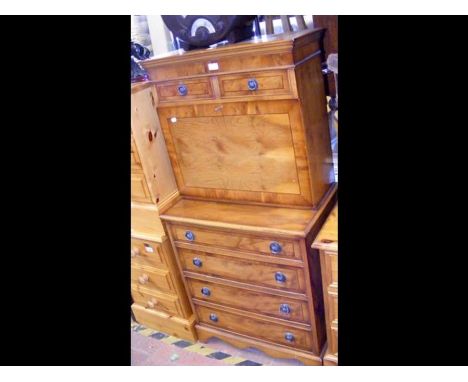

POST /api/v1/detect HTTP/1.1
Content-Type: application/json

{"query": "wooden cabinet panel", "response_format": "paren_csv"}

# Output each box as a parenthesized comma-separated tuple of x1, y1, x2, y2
(177, 248, 305, 292)
(188, 278, 310, 323)
(219, 70, 292, 98)
(131, 265, 174, 293)
(132, 303, 197, 342)
(156, 78, 214, 103)
(312, 203, 338, 365)
(131, 285, 182, 316)
(158, 100, 314, 206)
(131, 238, 166, 269)
(195, 304, 313, 350)
(168, 113, 299, 193)
(131, 172, 152, 203)
(172, 225, 298, 259)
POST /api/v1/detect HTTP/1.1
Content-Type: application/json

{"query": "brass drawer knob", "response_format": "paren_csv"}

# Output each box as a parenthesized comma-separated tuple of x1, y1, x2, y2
(138, 274, 149, 284)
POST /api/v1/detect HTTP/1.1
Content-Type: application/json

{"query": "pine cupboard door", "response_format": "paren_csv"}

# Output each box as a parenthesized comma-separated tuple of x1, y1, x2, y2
(158, 100, 314, 206)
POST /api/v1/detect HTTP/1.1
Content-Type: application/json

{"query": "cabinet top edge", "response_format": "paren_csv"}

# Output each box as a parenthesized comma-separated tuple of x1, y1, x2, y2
(141, 28, 324, 68)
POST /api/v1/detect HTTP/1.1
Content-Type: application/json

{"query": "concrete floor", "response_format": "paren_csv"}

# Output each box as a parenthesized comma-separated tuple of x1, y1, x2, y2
(131, 323, 305, 366)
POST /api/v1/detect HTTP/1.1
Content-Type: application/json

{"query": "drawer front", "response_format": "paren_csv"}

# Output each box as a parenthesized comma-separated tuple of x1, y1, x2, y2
(156, 78, 213, 102)
(131, 238, 166, 269)
(188, 278, 310, 323)
(328, 292, 338, 324)
(131, 285, 182, 316)
(329, 325, 338, 355)
(178, 248, 305, 292)
(173, 225, 298, 259)
(131, 172, 152, 203)
(219, 70, 292, 98)
(195, 304, 313, 350)
(131, 265, 174, 293)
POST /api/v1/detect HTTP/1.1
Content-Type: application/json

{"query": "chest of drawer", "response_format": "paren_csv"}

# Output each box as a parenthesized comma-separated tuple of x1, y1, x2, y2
(178, 248, 306, 293)
(195, 304, 312, 351)
(218, 70, 293, 99)
(187, 277, 310, 323)
(131, 265, 174, 293)
(172, 225, 298, 260)
(131, 285, 182, 316)
(156, 78, 214, 103)
(131, 238, 166, 269)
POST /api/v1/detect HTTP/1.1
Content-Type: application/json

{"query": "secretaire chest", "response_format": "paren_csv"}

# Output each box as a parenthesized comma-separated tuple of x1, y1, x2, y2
(141, 29, 333, 208)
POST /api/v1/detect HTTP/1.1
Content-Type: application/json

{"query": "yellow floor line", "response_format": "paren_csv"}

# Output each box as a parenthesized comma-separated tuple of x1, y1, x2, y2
(222, 356, 247, 365)
(138, 328, 155, 337)
(160, 335, 181, 345)
(184, 343, 216, 356)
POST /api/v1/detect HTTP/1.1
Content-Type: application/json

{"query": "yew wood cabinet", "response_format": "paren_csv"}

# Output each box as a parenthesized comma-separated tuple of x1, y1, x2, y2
(141, 29, 336, 365)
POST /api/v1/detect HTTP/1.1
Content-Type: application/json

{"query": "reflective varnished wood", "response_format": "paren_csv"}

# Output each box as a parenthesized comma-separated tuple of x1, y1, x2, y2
(312, 203, 338, 365)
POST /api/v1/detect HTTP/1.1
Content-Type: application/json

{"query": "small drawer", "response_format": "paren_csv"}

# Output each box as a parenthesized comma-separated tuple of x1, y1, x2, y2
(131, 265, 174, 293)
(131, 285, 182, 316)
(195, 304, 313, 351)
(178, 248, 305, 293)
(188, 278, 310, 323)
(156, 78, 214, 102)
(172, 225, 299, 259)
(131, 172, 152, 203)
(219, 70, 292, 98)
(131, 238, 166, 269)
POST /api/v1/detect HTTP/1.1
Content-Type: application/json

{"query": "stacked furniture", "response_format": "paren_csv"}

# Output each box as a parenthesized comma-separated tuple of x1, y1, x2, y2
(312, 203, 338, 365)
(141, 28, 336, 365)
(131, 82, 197, 341)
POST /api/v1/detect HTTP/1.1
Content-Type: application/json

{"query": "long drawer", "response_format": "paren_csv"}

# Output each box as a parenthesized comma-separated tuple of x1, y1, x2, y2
(131, 285, 182, 316)
(178, 248, 306, 293)
(172, 225, 299, 260)
(131, 238, 166, 269)
(195, 304, 313, 351)
(187, 277, 310, 323)
(156, 78, 214, 103)
(131, 264, 174, 293)
(218, 70, 293, 99)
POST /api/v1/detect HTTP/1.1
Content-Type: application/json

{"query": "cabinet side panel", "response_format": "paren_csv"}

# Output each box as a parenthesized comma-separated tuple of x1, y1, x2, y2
(294, 55, 333, 207)
(131, 85, 178, 207)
